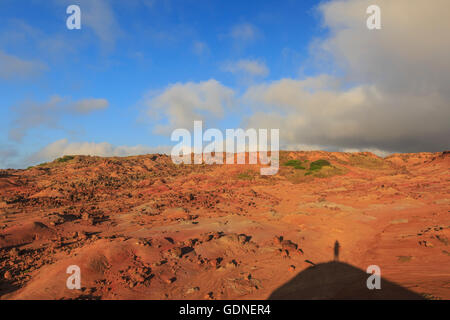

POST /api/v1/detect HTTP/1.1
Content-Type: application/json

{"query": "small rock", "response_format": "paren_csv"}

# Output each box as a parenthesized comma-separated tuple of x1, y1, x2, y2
(4, 271, 12, 280)
(184, 239, 196, 247)
(78, 232, 87, 239)
(273, 236, 283, 246)
(238, 234, 248, 244)
(165, 277, 176, 284)
(169, 247, 183, 258)
(226, 260, 238, 268)
(204, 292, 214, 300)
(281, 240, 298, 251)
(134, 275, 145, 283)
(210, 257, 222, 268)
(186, 287, 200, 294)
(9, 248, 19, 257)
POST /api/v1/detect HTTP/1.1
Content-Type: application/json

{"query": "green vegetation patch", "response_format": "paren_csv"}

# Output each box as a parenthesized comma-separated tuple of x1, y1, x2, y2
(237, 170, 256, 180)
(280, 156, 346, 182)
(309, 159, 331, 171)
(348, 154, 386, 169)
(283, 159, 306, 170)
(55, 155, 75, 163)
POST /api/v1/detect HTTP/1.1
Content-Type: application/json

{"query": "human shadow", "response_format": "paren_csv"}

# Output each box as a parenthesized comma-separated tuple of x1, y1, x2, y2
(334, 240, 340, 261)
(268, 261, 425, 300)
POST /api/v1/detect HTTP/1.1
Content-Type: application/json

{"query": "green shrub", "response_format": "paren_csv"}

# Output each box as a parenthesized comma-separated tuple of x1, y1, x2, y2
(283, 159, 306, 170)
(309, 159, 331, 171)
(55, 155, 75, 163)
(284, 160, 300, 166)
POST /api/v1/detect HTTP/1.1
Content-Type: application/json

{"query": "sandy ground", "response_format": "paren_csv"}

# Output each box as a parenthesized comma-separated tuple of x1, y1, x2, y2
(0, 151, 449, 300)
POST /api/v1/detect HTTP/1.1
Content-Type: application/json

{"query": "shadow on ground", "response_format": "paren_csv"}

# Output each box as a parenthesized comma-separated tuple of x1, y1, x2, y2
(0, 279, 20, 297)
(269, 261, 424, 300)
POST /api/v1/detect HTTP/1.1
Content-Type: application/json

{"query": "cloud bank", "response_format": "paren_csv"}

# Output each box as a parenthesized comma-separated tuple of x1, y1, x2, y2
(143, 0, 449, 154)
(242, 0, 450, 153)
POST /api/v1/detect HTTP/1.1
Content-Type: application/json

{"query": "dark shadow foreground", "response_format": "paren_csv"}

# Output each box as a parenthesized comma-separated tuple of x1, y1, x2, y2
(269, 261, 424, 300)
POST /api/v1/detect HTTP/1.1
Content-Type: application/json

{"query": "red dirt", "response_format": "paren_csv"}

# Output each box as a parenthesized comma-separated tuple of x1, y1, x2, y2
(0, 151, 449, 300)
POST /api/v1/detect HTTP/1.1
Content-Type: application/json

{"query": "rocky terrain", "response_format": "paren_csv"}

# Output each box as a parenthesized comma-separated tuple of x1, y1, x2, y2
(0, 151, 449, 299)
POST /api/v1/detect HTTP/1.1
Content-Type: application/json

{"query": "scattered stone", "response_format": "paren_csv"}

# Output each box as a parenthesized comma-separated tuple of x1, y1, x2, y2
(210, 257, 222, 268)
(419, 240, 434, 247)
(200, 234, 213, 242)
(281, 239, 298, 251)
(9, 248, 19, 257)
(238, 234, 248, 244)
(184, 238, 196, 247)
(226, 260, 238, 268)
(169, 247, 183, 258)
(273, 236, 283, 246)
(165, 277, 176, 284)
(204, 292, 214, 300)
(186, 287, 200, 294)
(281, 249, 289, 258)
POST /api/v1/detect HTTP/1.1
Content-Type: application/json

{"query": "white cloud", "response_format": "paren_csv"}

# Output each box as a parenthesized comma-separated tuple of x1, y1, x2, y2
(0, 50, 47, 80)
(83, 0, 121, 48)
(57, 0, 122, 49)
(72, 98, 109, 114)
(28, 139, 171, 165)
(222, 59, 269, 77)
(9, 95, 109, 142)
(192, 41, 210, 56)
(144, 79, 235, 134)
(229, 23, 259, 42)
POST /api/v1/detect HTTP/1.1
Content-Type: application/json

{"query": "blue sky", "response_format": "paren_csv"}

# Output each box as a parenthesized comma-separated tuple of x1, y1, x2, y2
(1, 0, 449, 168)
